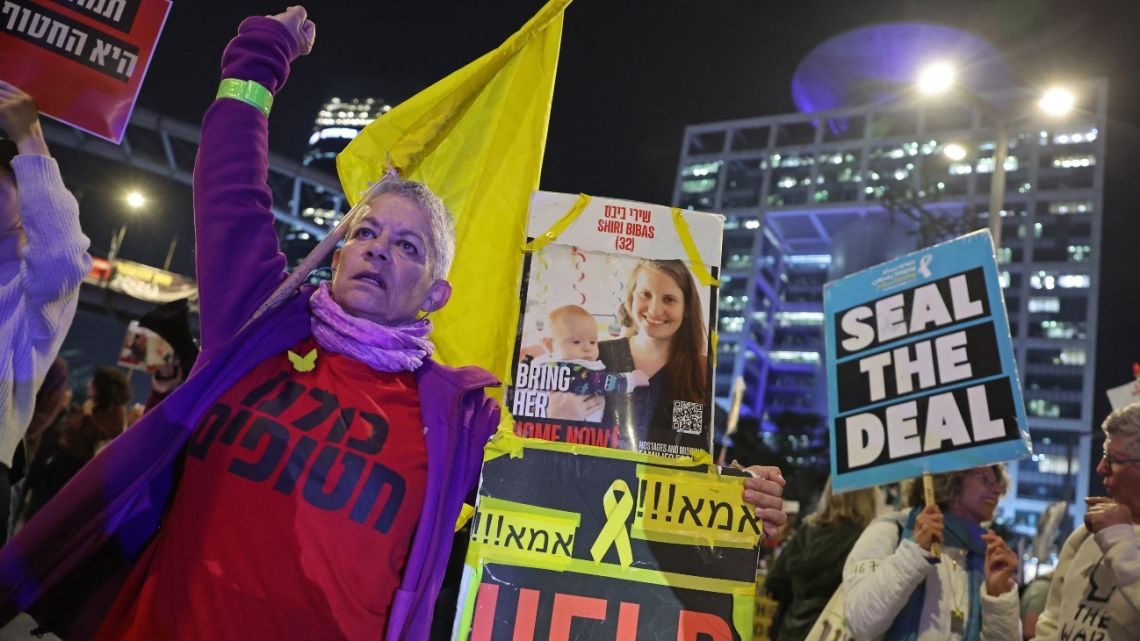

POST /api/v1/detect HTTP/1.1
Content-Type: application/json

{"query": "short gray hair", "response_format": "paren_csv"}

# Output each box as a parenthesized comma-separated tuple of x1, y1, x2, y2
(1103, 403, 1140, 458)
(347, 177, 456, 281)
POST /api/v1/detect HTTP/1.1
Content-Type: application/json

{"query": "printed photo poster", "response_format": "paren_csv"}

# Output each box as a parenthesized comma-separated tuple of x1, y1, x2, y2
(453, 435, 762, 641)
(509, 191, 724, 458)
(117, 319, 173, 372)
(0, 0, 172, 142)
(823, 230, 1032, 492)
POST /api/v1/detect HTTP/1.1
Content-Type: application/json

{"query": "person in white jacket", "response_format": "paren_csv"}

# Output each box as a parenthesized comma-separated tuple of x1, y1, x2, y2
(1032, 403, 1140, 640)
(843, 466, 1021, 641)
(0, 80, 91, 544)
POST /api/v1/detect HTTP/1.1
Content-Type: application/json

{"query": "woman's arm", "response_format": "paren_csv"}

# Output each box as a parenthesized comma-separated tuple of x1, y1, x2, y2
(0, 82, 91, 343)
(1094, 524, 1140, 621)
(980, 529, 1022, 640)
(979, 582, 1022, 641)
(842, 518, 935, 638)
(1031, 527, 1088, 641)
(193, 8, 313, 357)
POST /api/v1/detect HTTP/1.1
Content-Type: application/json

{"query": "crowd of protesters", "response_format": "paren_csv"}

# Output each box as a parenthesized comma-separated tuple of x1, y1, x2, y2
(1, 5, 1139, 641)
(0, 7, 788, 640)
(758, 402, 1140, 641)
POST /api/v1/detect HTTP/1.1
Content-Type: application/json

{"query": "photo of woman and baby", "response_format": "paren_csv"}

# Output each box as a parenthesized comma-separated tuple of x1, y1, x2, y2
(511, 248, 715, 458)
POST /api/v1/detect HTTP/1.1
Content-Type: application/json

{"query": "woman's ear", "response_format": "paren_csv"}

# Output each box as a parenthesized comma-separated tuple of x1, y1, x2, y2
(421, 279, 452, 313)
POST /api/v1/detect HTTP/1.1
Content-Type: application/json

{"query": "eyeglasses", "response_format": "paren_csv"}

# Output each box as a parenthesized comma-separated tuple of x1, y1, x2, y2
(1101, 454, 1140, 473)
(966, 471, 1002, 490)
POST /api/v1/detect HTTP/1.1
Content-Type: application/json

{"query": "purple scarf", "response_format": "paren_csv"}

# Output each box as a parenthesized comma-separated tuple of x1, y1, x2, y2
(309, 282, 434, 372)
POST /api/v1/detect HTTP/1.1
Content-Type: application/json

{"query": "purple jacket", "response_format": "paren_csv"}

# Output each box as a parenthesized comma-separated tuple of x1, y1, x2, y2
(0, 17, 499, 641)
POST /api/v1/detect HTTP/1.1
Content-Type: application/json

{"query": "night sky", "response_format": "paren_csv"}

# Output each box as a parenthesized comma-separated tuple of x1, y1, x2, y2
(46, 1, 1140, 454)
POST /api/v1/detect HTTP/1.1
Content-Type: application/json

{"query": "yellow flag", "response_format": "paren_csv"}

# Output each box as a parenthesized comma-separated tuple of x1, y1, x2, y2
(337, 0, 569, 401)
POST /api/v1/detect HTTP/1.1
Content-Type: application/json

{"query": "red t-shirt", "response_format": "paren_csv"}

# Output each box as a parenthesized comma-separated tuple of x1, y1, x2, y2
(94, 338, 428, 641)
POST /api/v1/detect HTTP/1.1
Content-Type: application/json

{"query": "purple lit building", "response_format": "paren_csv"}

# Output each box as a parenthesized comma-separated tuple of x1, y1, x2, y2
(674, 23, 1106, 540)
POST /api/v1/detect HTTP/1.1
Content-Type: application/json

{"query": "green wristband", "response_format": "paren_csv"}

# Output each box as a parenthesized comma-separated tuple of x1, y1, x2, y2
(216, 78, 274, 118)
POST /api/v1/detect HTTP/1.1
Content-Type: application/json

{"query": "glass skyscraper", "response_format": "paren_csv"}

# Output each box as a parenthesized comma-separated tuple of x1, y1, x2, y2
(674, 78, 1107, 538)
(281, 97, 391, 266)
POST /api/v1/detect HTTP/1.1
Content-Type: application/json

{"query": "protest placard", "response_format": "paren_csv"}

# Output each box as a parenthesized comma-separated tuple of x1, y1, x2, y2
(0, 0, 171, 142)
(116, 319, 173, 372)
(823, 231, 1032, 492)
(1106, 379, 1140, 411)
(508, 191, 723, 458)
(452, 435, 761, 640)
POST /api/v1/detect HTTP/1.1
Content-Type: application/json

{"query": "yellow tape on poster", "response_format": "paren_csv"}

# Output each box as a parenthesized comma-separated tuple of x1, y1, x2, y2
(521, 193, 592, 253)
(631, 465, 763, 549)
(483, 430, 713, 467)
(671, 207, 720, 287)
(469, 496, 580, 571)
(467, 542, 756, 597)
(458, 436, 762, 640)
(480, 432, 763, 552)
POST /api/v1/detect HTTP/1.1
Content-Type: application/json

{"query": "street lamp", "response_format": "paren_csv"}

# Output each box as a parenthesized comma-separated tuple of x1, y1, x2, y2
(1039, 87, 1076, 117)
(916, 61, 956, 96)
(109, 189, 147, 263)
(943, 143, 967, 161)
(125, 190, 146, 210)
(914, 64, 1077, 251)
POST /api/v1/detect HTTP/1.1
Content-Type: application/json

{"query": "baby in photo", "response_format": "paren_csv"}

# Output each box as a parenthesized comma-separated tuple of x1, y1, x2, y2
(531, 304, 648, 422)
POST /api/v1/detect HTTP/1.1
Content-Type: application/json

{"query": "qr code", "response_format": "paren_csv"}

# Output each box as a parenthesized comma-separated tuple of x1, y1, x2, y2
(671, 400, 704, 434)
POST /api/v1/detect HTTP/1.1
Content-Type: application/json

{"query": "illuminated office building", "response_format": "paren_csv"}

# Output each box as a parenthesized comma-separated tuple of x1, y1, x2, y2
(283, 97, 391, 265)
(674, 24, 1106, 537)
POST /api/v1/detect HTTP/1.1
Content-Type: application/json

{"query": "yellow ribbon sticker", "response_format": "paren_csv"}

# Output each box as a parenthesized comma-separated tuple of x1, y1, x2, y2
(590, 479, 634, 568)
(522, 193, 592, 253)
(671, 207, 720, 286)
(287, 349, 317, 373)
(455, 503, 476, 532)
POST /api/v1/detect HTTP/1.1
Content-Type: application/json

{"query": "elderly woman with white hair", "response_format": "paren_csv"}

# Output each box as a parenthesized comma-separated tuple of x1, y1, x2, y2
(1032, 403, 1140, 641)
(0, 8, 493, 640)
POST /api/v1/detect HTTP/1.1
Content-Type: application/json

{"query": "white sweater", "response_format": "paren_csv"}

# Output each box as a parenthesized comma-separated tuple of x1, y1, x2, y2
(1032, 523, 1140, 641)
(843, 511, 1021, 641)
(0, 155, 91, 467)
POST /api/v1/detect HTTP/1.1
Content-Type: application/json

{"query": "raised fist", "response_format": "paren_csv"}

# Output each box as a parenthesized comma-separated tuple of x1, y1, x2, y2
(268, 5, 316, 56)
(0, 80, 41, 144)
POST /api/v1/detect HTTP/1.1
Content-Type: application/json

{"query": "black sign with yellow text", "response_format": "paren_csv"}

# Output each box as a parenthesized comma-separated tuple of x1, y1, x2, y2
(452, 435, 761, 640)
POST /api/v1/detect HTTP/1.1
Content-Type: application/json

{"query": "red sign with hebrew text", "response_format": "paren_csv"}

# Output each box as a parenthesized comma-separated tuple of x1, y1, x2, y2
(0, 0, 171, 142)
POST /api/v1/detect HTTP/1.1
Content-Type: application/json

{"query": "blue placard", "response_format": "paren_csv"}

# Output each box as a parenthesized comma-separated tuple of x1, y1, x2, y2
(823, 231, 1032, 492)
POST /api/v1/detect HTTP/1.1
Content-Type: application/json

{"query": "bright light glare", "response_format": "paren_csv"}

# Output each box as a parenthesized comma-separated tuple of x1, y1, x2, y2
(917, 62, 956, 95)
(125, 191, 146, 210)
(943, 143, 967, 161)
(1039, 87, 1075, 117)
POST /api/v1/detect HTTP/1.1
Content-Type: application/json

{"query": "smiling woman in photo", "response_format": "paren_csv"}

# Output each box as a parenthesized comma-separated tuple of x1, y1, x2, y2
(544, 259, 709, 452)
(600, 259, 709, 452)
